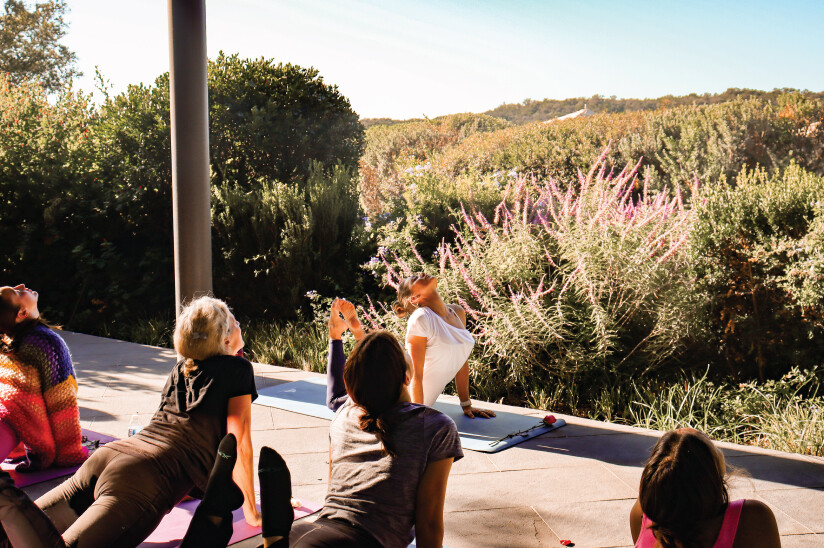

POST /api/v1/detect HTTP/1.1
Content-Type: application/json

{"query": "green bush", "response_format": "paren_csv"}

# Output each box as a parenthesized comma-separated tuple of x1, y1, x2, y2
(691, 164, 824, 381)
(0, 55, 368, 330)
(209, 53, 364, 187)
(212, 162, 366, 318)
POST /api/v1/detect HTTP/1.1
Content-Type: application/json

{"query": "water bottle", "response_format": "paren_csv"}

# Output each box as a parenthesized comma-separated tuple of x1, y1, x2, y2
(128, 414, 142, 437)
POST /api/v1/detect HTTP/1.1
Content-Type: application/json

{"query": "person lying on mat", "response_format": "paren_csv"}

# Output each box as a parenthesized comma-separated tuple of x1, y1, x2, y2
(0, 296, 260, 547)
(0, 284, 87, 471)
(327, 282, 495, 418)
(172, 330, 462, 548)
(630, 428, 781, 548)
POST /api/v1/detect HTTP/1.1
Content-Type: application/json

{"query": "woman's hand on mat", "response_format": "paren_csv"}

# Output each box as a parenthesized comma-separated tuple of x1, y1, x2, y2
(463, 406, 496, 419)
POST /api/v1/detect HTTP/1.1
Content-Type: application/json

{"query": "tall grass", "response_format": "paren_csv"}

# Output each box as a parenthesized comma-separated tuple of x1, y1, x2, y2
(243, 321, 327, 372)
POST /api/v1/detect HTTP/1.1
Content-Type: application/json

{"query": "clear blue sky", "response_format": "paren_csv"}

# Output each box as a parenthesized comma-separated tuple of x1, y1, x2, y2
(63, 0, 824, 119)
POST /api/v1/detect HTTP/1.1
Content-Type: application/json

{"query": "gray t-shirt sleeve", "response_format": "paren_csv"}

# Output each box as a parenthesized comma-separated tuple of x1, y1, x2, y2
(426, 411, 463, 463)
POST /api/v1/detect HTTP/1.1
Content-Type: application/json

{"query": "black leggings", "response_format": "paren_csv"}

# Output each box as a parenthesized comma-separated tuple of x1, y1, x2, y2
(35, 447, 191, 548)
(325, 340, 349, 412)
(288, 518, 382, 547)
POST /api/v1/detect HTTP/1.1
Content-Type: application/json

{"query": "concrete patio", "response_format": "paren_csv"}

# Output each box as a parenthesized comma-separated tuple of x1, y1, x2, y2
(22, 331, 824, 547)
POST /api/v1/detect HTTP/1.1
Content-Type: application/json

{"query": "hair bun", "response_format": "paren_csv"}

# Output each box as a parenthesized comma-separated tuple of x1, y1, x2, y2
(392, 300, 408, 318)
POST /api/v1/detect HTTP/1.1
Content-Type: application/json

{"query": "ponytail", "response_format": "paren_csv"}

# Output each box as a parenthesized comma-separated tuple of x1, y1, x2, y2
(358, 411, 399, 457)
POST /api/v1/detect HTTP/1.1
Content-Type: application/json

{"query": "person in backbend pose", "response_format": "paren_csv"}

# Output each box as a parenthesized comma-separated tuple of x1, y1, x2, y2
(327, 274, 495, 418)
(0, 284, 87, 472)
(630, 428, 781, 548)
(0, 296, 259, 547)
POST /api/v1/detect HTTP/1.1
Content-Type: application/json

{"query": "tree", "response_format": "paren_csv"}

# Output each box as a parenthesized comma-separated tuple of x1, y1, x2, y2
(0, 0, 79, 92)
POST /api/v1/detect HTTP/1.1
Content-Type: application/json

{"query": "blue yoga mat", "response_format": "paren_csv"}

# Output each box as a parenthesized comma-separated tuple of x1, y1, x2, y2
(255, 377, 565, 452)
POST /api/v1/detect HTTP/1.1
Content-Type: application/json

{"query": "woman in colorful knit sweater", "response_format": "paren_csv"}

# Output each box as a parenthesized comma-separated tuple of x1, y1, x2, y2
(0, 285, 87, 470)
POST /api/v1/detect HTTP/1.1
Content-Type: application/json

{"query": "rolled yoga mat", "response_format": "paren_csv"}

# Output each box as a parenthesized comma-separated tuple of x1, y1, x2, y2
(139, 497, 323, 548)
(1, 429, 118, 487)
(255, 377, 565, 453)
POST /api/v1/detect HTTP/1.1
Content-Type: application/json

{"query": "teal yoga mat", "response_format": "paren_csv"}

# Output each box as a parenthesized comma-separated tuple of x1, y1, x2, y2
(255, 377, 565, 452)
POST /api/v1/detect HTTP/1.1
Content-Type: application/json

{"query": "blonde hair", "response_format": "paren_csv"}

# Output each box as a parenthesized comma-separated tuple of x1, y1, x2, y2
(174, 296, 234, 377)
(392, 276, 418, 318)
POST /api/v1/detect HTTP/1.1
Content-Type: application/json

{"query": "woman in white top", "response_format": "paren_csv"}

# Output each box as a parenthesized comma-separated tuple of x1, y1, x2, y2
(326, 275, 494, 418)
(392, 273, 494, 417)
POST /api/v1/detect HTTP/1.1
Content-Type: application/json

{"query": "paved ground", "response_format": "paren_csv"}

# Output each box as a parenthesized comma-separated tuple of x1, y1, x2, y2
(22, 332, 824, 547)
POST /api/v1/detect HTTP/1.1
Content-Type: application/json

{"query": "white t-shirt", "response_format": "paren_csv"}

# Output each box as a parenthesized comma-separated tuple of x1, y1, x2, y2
(405, 306, 475, 406)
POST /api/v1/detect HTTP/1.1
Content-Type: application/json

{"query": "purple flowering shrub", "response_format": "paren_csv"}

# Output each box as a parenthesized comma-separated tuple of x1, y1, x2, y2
(361, 150, 698, 395)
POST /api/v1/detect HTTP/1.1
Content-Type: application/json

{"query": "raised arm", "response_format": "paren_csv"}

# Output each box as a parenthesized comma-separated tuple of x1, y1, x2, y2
(414, 457, 454, 548)
(227, 394, 261, 526)
(407, 335, 427, 404)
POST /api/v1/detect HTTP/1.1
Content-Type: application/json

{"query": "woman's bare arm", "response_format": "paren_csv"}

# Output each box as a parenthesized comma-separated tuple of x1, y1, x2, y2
(449, 305, 494, 418)
(415, 457, 453, 548)
(227, 394, 261, 526)
(629, 499, 643, 542)
(407, 335, 427, 404)
(734, 500, 781, 548)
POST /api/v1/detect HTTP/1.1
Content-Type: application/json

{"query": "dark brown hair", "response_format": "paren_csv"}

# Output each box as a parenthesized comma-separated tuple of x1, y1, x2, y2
(0, 287, 56, 353)
(639, 429, 729, 548)
(343, 331, 408, 457)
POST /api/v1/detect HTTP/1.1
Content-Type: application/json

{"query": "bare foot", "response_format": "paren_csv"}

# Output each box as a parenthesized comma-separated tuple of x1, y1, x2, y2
(338, 299, 365, 341)
(328, 299, 347, 340)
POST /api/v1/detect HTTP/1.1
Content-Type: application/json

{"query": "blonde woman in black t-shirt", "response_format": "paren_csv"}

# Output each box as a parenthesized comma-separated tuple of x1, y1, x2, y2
(0, 296, 259, 548)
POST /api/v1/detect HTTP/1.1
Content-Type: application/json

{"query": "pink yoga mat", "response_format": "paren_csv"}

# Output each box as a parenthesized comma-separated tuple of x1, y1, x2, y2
(1, 429, 118, 487)
(139, 498, 323, 547)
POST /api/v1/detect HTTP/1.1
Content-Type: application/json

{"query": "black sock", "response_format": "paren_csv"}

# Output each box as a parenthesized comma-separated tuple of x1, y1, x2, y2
(258, 446, 293, 539)
(201, 433, 244, 515)
(180, 435, 243, 548)
(180, 506, 233, 548)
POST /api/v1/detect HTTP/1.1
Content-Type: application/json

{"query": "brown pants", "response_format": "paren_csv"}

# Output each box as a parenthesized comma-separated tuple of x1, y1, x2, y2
(35, 447, 192, 548)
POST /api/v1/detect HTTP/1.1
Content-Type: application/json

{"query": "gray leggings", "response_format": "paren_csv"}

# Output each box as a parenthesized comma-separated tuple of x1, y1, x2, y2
(35, 447, 192, 548)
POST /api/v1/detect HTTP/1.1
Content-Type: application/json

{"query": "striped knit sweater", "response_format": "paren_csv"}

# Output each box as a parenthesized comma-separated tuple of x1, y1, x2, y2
(0, 324, 87, 468)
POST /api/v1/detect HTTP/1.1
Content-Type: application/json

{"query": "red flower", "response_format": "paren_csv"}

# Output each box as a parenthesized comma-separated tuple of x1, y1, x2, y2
(543, 414, 557, 426)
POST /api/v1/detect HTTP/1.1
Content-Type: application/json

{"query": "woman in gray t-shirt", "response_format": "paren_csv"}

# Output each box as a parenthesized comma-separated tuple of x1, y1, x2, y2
(258, 330, 463, 548)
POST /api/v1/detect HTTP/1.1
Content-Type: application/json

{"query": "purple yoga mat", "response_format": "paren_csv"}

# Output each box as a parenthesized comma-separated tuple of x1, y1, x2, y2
(1, 429, 118, 487)
(139, 498, 323, 547)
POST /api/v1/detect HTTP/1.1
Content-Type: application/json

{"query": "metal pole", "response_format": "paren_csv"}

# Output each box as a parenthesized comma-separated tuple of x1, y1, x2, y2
(168, 0, 212, 313)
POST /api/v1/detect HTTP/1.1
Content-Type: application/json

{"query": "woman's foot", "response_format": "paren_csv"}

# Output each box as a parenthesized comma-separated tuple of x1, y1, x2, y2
(338, 300, 365, 341)
(258, 446, 293, 547)
(328, 299, 347, 340)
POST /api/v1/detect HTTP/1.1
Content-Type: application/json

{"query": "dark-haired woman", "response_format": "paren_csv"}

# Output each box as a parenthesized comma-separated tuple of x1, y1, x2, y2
(255, 328, 462, 548)
(0, 296, 259, 547)
(0, 285, 86, 471)
(630, 428, 781, 548)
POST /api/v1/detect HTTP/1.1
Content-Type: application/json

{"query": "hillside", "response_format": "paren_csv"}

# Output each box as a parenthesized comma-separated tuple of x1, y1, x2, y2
(361, 88, 824, 127)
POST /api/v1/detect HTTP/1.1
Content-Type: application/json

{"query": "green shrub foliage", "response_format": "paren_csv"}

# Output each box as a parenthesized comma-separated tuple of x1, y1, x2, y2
(212, 162, 364, 318)
(692, 164, 824, 381)
(209, 52, 364, 187)
(0, 54, 366, 328)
